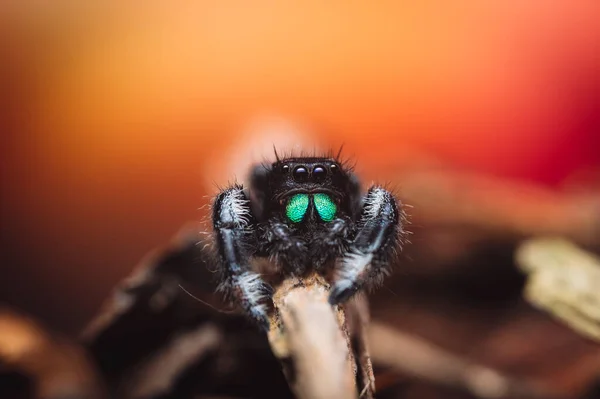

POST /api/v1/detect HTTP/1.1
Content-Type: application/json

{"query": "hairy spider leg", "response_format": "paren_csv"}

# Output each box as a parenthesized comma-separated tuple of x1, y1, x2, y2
(212, 186, 272, 330)
(329, 186, 402, 304)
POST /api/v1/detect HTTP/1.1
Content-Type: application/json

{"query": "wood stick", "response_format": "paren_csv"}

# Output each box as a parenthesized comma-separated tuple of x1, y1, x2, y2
(0, 306, 107, 399)
(516, 237, 600, 343)
(369, 321, 561, 399)
(267, 273, 373, 399)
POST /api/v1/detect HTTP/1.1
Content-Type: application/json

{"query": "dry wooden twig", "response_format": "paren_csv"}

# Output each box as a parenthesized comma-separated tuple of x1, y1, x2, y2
(118, 324, 222, 399)
(516, 237, 600, 343)
(368, 322, 560, 399)
(402, 169, 600, 244)
(0, 306, 107, 399)
(267, 273, 374, 399)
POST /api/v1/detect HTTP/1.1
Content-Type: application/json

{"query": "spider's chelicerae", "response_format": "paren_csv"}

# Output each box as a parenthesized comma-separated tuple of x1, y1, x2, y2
(212, 152, 405, 331)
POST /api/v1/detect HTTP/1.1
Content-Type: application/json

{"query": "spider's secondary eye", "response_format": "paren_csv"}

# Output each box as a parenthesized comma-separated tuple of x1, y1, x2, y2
(312, 165, 327, 180)
(314, 193, 337, 222)
(286, 193, 309, 223)
(330, 164, 338, 173)
(293, 166, 309, 181)
(282, 164, 290, 173)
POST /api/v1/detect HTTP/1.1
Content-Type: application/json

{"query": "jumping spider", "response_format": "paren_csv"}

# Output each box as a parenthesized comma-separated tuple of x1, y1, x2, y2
(212, 152, 405, 331)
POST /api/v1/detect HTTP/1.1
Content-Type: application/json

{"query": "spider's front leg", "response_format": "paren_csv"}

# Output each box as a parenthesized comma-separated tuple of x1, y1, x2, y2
(213, 185, 272, 331)
(329, 186, 403, 304)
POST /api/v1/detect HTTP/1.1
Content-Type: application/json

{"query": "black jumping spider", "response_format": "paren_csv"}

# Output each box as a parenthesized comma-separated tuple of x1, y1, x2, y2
(212, 151, 405, 330)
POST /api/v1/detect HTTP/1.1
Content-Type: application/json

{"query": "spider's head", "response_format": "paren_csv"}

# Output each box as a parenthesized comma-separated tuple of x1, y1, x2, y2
(260, 157, 355, 224)
(269, 157, 346, 198)
(249, 155, 360, 223)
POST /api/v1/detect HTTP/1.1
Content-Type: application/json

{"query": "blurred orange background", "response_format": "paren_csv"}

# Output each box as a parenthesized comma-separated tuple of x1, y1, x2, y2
(1, 2, 599, 334)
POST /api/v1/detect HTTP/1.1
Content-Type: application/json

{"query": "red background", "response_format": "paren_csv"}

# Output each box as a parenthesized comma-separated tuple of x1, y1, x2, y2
(1, 2, 599, 334)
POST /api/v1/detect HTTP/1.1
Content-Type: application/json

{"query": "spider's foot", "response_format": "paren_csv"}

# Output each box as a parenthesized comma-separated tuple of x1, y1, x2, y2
(245, 303, 271, 332)
(328, 279, 360, 305)
(221, 271, 273, 332)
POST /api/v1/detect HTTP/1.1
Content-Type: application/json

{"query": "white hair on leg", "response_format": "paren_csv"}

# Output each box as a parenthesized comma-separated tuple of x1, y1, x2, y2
(337, 250, 374, 289)
(236, 271, 268, 313)
(363, 187, 388, 221)
(219, 188, 251, 228)
(336, 186, 388, 284)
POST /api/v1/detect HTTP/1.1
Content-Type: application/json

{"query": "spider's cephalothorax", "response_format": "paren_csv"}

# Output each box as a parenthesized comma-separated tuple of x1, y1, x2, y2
(212, 154, 404, 330)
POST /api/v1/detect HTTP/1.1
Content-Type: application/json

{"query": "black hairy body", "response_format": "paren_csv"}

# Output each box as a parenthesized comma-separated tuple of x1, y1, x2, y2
(211, 152, 405, 330)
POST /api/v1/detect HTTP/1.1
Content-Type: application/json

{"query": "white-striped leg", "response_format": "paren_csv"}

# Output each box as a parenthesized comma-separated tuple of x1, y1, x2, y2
(213, 185, 272, 330)
(329, 186, 402, 304)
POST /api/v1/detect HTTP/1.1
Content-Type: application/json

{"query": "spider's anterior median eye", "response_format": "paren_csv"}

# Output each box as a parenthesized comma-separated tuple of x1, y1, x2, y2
(293, 166, 309, 181)
(286, 194, 309, 223)
(312, 165, 327, 181)
(314, 193, 337, 222)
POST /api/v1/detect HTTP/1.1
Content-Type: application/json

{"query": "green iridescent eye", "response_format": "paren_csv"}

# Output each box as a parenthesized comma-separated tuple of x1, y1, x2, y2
(286, 194, 309, 223)
(314, 193, 337, 222)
